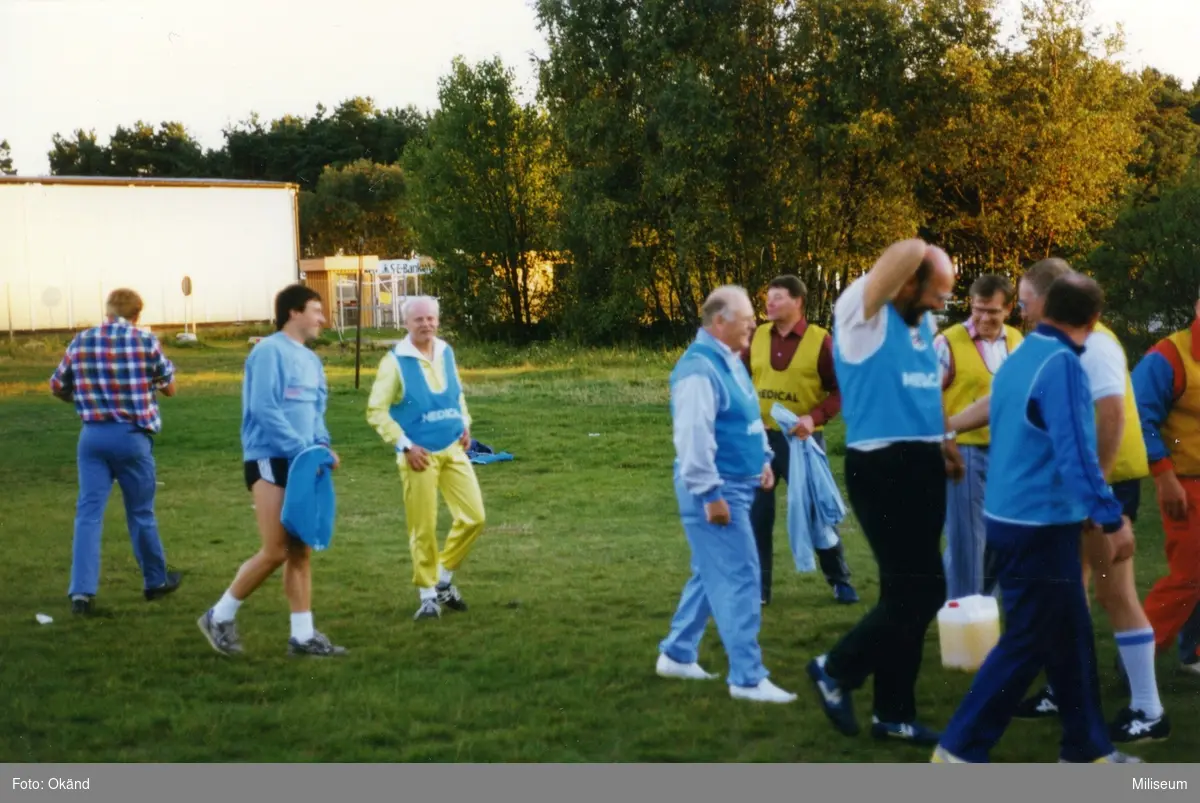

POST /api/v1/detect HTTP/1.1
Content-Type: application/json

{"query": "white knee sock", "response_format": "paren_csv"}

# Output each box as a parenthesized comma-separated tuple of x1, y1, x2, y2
(212, 590, 242, 623)
(1116, 627, 1163, 718)
(290, 612, 314, 643)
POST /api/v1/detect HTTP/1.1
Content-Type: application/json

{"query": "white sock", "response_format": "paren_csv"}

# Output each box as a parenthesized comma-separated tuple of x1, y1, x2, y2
(290, 612, 314, 643)
(438, 565, 453, 586)
(1116, 627, 1163, 718)
(212, 590, 242, 623)
(420, 586, 438, 602)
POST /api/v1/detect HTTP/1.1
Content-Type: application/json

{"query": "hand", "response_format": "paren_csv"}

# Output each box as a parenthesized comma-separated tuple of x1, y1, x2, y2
(459, 428, 471, 450)
(328, 449, 341, 470)
(1155, 471, 1188, 521)
(760, 463, 775, 491)
(789, 416, 815, 440)
(404, 445, 431, 472)
(1108, 516, 1136, 563)
(942, 439, 965, 481)
(705, 499, 731, 526)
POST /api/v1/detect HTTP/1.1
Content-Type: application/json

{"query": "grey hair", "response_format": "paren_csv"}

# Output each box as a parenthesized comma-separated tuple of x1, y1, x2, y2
(700, 285, 751, 327)
(402, 295, 440, 324)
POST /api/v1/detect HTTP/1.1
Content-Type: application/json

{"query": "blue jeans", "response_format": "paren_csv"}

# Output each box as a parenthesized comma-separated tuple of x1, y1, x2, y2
(943, 444, 997, 599)
(69, 421, 169, 597)
(938, 519, 1113, 762)
(659, 473, 767, 688)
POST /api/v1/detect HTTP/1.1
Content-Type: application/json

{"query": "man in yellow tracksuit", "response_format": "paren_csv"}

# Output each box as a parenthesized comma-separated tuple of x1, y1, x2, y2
(366, 295, 487, 621)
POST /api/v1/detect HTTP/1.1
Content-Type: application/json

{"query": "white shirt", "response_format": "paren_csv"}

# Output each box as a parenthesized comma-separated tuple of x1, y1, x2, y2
(1079, 329, 1127, 401)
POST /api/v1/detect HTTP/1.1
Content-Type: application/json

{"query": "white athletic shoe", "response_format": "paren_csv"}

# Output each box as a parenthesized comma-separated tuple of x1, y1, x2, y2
(729, 678, 798, 703)
(655, 653, 717, 680)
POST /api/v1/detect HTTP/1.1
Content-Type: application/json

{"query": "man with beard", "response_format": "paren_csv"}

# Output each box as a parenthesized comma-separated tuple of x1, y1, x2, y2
(806, 239, 964, 746)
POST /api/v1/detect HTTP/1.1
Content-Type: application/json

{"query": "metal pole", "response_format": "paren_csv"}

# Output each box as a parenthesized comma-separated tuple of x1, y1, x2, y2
(354, 250, 364, 389)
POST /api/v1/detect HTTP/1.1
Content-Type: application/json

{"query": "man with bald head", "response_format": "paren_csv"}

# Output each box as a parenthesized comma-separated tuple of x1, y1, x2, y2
(366, 295, 487, 621)
(656, 285, 797, 704)
(807, 239, 964, 746)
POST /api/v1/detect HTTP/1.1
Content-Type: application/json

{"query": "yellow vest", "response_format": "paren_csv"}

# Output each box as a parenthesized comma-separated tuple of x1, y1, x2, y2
(749, 323, 829, 432)
(942, 323, 1024, 447)
(1093, 322, 1149, 483)
(1159, 327, 1200, 477)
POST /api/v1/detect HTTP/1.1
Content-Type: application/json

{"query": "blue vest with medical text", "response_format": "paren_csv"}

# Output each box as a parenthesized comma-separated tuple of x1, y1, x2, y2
(983, 332, 1097, 526)
(833, 303, 944, 448)
(670, 337, 766, 480)
(389, 347, 466, 452)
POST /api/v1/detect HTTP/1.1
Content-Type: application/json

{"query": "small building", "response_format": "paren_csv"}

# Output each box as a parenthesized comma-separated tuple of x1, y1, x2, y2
(299, 255, 380, 329)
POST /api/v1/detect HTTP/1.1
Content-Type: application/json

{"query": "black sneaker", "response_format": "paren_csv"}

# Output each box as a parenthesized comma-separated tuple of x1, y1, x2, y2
(806, 655, 860, 735)
(870, 716, 941, 746)
(287, 630, 347, 657)
(70, 594, 93, 615)
(1013, 685, 1058, 719)
(145, 570, 182, 601)
(436, 582, 468, 612)
(1110, 707, 1171, 744)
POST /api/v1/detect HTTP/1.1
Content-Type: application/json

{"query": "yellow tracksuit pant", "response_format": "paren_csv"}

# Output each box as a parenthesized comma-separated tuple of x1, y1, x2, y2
(399, 441, 486, 589)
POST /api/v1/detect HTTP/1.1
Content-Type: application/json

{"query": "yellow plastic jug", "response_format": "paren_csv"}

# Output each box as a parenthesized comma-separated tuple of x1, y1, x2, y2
(938, 594, 1001, 672)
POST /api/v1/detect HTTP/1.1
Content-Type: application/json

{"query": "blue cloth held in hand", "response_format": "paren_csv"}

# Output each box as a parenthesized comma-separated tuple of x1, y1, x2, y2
(465, 438, 514, 465)
(769, 402, 844, 572)
(281, 445, 337, 551)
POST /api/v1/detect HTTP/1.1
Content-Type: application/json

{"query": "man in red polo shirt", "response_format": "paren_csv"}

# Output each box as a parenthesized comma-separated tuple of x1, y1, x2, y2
(744, 275, 858, 606)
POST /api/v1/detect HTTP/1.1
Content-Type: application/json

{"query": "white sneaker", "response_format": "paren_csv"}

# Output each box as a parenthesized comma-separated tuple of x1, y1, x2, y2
(729, 678, 797, 703)
(656, 653, 717, 680)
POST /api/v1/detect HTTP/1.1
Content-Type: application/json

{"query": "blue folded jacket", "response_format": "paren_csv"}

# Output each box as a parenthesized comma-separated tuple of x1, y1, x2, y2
(465, 438, 515, 465)
(769, 403, 845, 572)
(281, 445, 338, 551)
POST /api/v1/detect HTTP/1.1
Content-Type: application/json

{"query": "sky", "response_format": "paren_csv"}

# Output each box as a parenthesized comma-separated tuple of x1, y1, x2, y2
(2, 0, 1198, 177)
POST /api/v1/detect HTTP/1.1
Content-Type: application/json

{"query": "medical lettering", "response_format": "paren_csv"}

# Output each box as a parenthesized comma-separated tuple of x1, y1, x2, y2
(420, 408, 462, 424)
(901, 372, 940, 389)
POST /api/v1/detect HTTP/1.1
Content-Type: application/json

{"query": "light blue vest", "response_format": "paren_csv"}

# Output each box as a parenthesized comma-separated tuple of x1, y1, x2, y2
(670, 334, 765, 479)
(984, 330, 1095, 526)
(389, 346, 466, 452)
(833, 303, 944, 448)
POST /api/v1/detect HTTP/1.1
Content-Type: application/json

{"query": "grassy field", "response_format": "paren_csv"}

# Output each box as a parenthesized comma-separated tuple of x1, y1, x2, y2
(1, 327, 1196, 763)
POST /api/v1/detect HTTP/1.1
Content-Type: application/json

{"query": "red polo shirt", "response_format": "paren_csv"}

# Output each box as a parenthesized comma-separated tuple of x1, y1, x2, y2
(741, 318, 842, 427)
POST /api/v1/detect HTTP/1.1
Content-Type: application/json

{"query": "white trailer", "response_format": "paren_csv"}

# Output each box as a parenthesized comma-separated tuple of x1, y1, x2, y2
(0, 176, 301, 334)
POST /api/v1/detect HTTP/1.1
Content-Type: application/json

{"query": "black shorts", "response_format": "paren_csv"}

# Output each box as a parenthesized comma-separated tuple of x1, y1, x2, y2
(244, 457, 290, 491)
(1112, 479, 1141, 522)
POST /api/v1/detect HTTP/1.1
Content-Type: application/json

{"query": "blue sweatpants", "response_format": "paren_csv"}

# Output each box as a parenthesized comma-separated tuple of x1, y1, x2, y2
(938, 519, 1113, 762)
(942, 444, 997, 599)
(660, 474, 767, 688)
(69, 421, 169, 597)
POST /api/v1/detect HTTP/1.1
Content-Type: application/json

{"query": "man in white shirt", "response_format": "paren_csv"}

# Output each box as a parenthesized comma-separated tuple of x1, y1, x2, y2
(806, 239, 964, 746)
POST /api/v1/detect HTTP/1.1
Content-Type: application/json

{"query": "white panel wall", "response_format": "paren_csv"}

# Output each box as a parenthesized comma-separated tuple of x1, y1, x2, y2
(0, 181, 298, 332)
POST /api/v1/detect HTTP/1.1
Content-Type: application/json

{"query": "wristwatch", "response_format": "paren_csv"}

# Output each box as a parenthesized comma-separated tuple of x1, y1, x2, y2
(943, 430, 958, 442)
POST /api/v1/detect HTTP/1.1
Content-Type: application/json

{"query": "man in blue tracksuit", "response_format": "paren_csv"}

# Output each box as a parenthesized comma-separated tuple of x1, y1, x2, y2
(933, 274, 1141, 764)
(656, 285, 798, 704)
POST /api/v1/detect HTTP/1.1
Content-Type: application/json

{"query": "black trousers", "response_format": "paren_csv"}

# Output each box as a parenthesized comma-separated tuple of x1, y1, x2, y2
(824, 441, 947, 723)
(749, 429, 851, 603)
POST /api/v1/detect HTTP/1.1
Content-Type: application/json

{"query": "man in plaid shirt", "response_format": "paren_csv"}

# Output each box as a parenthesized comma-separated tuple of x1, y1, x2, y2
(50, 288, 182, 614)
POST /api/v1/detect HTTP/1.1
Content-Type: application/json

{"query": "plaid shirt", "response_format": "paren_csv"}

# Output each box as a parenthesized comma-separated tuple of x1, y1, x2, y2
(49, 317, 176, 434)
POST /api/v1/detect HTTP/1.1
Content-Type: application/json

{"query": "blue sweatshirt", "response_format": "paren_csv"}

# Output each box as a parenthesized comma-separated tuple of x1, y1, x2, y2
(241, 332, 331, 461)
(983, 323, 1124, 532)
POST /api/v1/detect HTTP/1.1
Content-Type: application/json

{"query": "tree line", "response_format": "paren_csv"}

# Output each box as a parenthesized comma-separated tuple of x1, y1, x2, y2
(7, 0, 1200, 347)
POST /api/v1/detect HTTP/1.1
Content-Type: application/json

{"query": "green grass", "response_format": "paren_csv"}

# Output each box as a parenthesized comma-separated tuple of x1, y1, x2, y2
(0, 329, 1196, 763)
